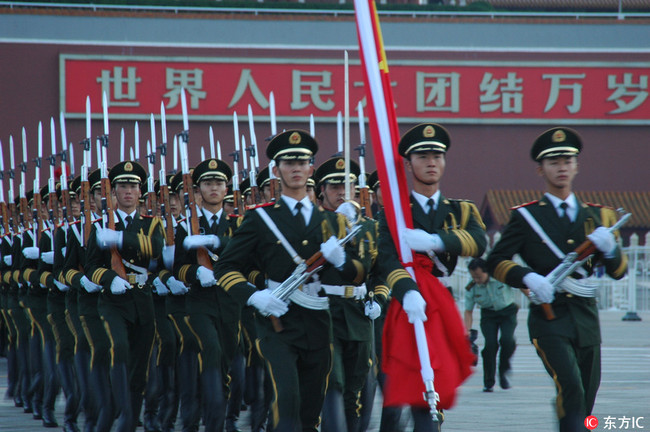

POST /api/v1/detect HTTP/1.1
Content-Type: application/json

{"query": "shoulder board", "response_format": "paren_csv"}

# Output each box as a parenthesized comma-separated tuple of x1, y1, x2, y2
(247, 202, 274, 211)
(510, 200, 539, 210)
(465, 281, 476, 291)
(584, 202, 615, 210)
(227, 213, 243, 218)
(140, 214, 154, 219)
(447, 198, 474, 203)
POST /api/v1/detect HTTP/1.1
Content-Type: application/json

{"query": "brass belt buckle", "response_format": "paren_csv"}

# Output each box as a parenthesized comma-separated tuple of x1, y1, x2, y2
(127, 274, 137, 285)
(344, 286, 354, 298)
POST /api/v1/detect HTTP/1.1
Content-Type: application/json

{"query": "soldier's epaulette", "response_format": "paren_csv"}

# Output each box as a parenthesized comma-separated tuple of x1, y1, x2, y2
(510, 200, 539, 210)
(465, 281, 476, 291)
(447, 198, 474, 203)
(227, 213, 243, 218)
(584, 202, 614, 210)
(249, 202, 275, 211)
(140, 214, 154, 218)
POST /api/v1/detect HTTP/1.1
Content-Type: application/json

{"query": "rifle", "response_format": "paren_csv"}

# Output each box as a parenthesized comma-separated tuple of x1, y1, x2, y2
(0, 141, 11, 237)
(247, 105, 261, 206)
(33, 123, 43, 246)
(231, 112, 243, 215)
(540, 211, 632, 320)
(178, 88, 212, 270)
(356, 101, 372, 218)
(8, 136, 17, 235)
(79, 96, 93, 247)
(146, 114, 158, 216)
(59, 112, 72, 226)
(159, 102, 174, 247)
(48, 117, 59, 249)
(19, 130, 30, 234)
(267, 93, 280, 203)
(99, 92, 128, 280)
(269, 224, 362, 332)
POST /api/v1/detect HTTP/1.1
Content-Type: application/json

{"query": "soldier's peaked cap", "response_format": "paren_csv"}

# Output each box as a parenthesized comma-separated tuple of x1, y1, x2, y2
(69, 175, 82, 196)
(256, 166, 271, 189)
(398, 123, 451, 157)
(89, 168, 103, 192)
(531, 127, 582, 161)
(266, 129, 318, 161)
(314, 158, 360, 186)
(192, 159, 232, 184)
(170, 172, 183, 194)
(110, 161, 146, 185)
(368, 170, 380, 192)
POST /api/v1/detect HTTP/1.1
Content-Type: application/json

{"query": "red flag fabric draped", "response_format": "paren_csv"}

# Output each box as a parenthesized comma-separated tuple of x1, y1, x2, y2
(354, 0, 474, 410)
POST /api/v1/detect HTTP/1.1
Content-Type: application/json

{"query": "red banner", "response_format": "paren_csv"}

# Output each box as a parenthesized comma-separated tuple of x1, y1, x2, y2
(61, 54, 650, 124)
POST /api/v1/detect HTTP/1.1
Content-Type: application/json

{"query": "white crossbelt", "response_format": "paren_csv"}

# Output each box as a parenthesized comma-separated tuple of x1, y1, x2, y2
(557, 276, 598, 298)
(267, 279, 329, 310)
(122, 259, 149, 285)
(321, 283, 367, 300)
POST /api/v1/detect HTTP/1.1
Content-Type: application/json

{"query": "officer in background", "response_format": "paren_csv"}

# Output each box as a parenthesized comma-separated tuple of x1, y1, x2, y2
(487, 127, 628, 432)
(464, 257, 519, 393)
(85, 160, 163, 432)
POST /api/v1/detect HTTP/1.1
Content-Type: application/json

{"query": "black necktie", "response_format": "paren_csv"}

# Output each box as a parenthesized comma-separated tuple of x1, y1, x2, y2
(294, 202, 306, 230)
(427, 198, 436, 229)
(125, 215, 133, 229)
(210, 215, 218, 234)
(559, 202, 571, 231)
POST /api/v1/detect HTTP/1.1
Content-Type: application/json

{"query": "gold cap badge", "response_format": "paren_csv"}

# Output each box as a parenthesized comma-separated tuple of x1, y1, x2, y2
(336, 159, 345, 170)
(209, 160, 218, 169)
(289, 132, 301, 145)
(125, 162, 133, 172)
(423, 125, 435, 138)
(552, 130, 566, 143)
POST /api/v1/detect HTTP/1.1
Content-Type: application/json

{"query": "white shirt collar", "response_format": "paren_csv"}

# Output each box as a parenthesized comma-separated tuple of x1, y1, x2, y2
(116, 208, 137, 226)
(281, 195, 313, 222)
(201, 207, 223, 224)
(545, 192, 578, 220)
(412, 190, 441, 214)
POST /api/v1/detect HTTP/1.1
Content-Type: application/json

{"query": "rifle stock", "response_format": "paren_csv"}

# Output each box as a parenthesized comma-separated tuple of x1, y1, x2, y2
(181, 170, 212, 269)
(159, 183, 174, 247)
(100, 176, 127, 280)
(359, 186, 372, 218)
(32, 191, 41, 245)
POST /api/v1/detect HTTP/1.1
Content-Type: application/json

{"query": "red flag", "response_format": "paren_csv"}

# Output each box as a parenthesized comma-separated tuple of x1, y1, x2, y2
(354, 0, 474, 410)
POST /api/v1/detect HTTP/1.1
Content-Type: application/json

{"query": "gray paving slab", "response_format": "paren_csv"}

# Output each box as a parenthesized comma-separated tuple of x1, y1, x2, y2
(0, 309, 648, 431)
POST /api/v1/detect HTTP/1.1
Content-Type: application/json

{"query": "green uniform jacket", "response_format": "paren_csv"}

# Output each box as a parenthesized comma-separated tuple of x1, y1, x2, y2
(378, 195, 487, 303)
(486, 196, 628, 346)
(214, 199, 362, 351)
(85, 213, 164, 323)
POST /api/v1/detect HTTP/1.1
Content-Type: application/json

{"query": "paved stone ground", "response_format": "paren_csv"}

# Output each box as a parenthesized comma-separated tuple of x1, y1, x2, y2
(1, 309, 649, 431)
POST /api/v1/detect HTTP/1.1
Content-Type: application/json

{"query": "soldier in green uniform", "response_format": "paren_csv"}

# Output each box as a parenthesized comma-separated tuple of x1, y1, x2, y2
(486, 127, 628, 432)
(463, 257, 519, 393)
(378, 123, 486, 431)
(215, 130, 365, 432)
(314, 157, 380, 432)
(63, 169, 113, 432)
(85, 160, 164, 432)
(173, 157, 237, 431)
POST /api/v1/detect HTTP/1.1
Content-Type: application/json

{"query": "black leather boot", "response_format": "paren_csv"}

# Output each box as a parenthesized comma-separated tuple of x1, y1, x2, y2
(89, 363, 114, 432)
(200, 368, 226, 432)
(177, 351, 199, 432)
(58, 358, 81, 431)
(109, 362, 133, 432)
(156, 366, 176, 432)
(320, 389, 348, 432)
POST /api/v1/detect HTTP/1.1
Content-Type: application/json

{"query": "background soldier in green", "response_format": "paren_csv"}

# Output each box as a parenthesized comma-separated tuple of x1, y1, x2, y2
(378, 123, 486, 431)
(487, 127, 628, 432)
(85, 160, 163, 432)
(215, 130, 361, 432)
(174, 157, 237, 432)
(463, 257, 519, 393)
(64, 169, 112, 432)
(315, 157, 379, 432)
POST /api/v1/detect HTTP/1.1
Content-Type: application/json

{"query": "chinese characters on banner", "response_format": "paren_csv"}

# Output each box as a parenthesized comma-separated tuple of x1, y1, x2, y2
(61, 55, 650, 124)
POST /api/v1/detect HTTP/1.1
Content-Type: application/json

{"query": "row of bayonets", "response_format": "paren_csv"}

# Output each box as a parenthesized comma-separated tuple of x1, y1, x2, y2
(0, 88, 371, 249)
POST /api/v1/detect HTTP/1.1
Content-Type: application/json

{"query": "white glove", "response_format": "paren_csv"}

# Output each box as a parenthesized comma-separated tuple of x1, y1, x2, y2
(109, 277, 131, 295)
(336, 201, 359, 224)
(196, 266, 217, 287)
(152, 277, 169, 296)
(80, 275, 102, 293)
(61, 247, 67, 258)
(364, 301, 381, 320)
(162, 245, 175, 270)
(320, 236, 345, 269)
(402, 228, 445, 253)
(523, 272, 555, 305)
(588, 227, 617, 258)
(53, 279, 69, 292)
(4, 255, 12, 266)
(183, 235, 220, 251)
(166, 276, 189, 295)
(40, 283, 48, 290)
(41, 251, 54, 265)
(247, 289, 289, 317)
(96, 228, 123, 250)
(23, 246, 40, 260)
(402, 290, 427, 323)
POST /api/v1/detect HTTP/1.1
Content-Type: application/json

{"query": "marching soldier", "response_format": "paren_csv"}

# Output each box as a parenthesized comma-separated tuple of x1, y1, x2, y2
(63, 169, 113, 432)
(486, 127, 628, 431)
(174, 156, 238, 431)
(315, 157, 380, 432)
(377, 123, 486, 431)
(214, 130, 363, 432)
(85, 160, 163, 432)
